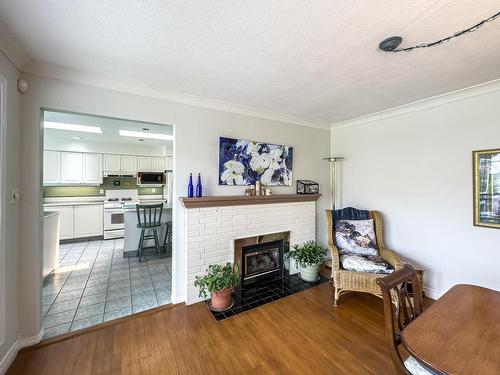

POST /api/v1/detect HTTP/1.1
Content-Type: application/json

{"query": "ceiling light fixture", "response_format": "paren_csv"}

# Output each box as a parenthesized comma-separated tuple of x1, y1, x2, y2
(44, 121, 102, 134)
(72, 136, 82, 140)
(379, 10, 500, 52)
(119, 130, 173, 140)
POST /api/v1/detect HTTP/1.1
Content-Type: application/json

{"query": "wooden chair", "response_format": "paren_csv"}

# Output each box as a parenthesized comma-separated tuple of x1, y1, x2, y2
(377, 265, 441, 375)
(326, 208, 402, 305)
(136, 203, 164, 262)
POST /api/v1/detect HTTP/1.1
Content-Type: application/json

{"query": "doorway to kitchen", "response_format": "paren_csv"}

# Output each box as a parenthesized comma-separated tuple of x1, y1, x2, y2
(41, 110, 174, 339)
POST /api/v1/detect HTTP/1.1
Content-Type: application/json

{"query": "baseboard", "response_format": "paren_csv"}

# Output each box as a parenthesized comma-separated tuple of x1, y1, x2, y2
(170, 292, 185, 304)
(19, 328, 44, 349)
(423, 286, 443, 300)
(0, 338, 19, 375)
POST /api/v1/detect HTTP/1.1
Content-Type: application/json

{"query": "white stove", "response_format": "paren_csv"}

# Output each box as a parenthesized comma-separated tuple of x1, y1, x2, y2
(103, 190, 139, 239)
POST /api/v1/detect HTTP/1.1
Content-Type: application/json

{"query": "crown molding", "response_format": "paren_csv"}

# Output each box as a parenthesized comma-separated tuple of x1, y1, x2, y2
(22, 60, 329, 130)
(330, 78, 500, 131)
(0, 20, 30, 70)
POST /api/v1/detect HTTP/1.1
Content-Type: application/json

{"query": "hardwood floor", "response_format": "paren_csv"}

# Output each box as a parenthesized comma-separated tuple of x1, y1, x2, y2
(8, 283, 408, 374)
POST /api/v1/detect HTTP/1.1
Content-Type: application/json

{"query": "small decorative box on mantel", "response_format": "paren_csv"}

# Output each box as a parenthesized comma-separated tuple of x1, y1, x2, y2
(296, 180, 319, 194)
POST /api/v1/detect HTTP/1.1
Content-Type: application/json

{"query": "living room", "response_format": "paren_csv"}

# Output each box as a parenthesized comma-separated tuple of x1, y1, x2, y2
(0, 2, 499, 374)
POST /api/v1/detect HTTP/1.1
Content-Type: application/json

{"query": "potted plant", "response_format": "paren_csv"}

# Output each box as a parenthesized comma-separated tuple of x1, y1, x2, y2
(194, 262, 240, 311)
(286, 241, 327, 282)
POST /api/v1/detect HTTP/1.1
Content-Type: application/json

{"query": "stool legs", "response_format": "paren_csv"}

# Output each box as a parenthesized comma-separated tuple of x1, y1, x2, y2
(137, 228, 145, 262)
(153, 228, 161, 256)
(137, 224, 168, 262)
(163, 222, 172, 257)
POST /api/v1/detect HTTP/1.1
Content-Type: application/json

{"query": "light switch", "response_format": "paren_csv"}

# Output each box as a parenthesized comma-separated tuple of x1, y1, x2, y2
(11, 188, 20, 203)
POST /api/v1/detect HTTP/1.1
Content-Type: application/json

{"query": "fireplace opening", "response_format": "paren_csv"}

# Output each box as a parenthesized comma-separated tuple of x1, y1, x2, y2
(241, 239, 284, 289)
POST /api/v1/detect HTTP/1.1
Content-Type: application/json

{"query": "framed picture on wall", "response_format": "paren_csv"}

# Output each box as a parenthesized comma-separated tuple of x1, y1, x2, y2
(473, 148, 500, 229)
(218, 137, 293, 186)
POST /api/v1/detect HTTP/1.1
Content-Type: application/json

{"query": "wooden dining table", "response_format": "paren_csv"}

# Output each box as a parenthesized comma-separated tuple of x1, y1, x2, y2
(402, 284, 500, 374)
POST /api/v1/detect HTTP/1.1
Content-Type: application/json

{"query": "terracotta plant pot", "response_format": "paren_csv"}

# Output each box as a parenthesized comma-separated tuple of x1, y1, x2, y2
(210, 288, 233, 310)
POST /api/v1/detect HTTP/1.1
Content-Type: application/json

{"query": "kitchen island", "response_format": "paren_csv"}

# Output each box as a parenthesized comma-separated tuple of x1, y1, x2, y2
(123, 202, 172, 255)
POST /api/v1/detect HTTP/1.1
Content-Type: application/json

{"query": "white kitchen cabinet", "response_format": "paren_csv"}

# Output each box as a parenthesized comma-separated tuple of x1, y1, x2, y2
(151, 157, 164, 171)
(137, 156, 151, 172)
(74, 204, 103, 238)
(60, 152, 83, 184)
(83, 153, 103, 184)
(121, 155, 137, 172)
(165, 156, 173, 171)
(44, 205, 74, 240)
(103, 154, 121, 171)
(43, 151, 61, 184)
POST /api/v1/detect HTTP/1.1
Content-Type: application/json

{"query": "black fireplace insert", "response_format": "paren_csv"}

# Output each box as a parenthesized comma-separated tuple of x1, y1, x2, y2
(240, 239, 284, 290)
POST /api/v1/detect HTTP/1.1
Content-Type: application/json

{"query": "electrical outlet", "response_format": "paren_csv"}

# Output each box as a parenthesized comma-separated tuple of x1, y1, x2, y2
(152, 188, 156, 193)
(99, 189, 104, 194)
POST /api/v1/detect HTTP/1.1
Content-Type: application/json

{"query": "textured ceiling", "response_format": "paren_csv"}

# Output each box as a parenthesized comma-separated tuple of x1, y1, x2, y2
(1, 1, 500, 125)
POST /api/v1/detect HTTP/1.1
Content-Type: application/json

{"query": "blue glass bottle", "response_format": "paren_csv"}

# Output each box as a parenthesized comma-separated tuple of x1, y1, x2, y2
(188, 173, 194, 198)
(196, 173, 203, 197)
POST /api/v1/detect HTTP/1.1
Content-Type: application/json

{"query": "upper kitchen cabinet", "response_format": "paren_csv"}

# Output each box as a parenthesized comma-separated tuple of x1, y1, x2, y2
(151, 157, 165, 171)
(83, 153, 103, 184)
(137, 156, 152, 172)
(103, 154, 121, 171)
(61, 152, 83, 184)
(121, 155, 137, 172)
(165, 156, 173, 171)
(43, 151, 61, 184)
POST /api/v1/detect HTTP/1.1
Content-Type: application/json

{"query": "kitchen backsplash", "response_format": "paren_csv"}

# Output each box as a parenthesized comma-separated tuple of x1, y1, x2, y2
(43, 177, 162, 197)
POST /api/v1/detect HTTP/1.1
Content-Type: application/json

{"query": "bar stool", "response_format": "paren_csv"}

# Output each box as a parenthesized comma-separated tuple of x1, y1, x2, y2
(136, 203, 163, 262)
(163, 221, 173, 257)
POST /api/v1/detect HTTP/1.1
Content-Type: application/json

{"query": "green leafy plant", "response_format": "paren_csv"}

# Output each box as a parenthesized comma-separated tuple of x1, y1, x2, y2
(286, 241, 326, 267)
(194, 262, 240, 299)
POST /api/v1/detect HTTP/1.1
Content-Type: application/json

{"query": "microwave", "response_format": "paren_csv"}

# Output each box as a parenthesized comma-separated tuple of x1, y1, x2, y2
(137, 172, 165, 186)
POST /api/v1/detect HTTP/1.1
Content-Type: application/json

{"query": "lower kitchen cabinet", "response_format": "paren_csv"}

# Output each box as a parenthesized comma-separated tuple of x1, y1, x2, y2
(44, 205, 74, 240)
(74, 205, 104, 238)
(44, 204, 103, 240)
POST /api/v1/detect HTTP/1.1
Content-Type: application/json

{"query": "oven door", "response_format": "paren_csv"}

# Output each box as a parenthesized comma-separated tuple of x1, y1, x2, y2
(104, 208, 125, 239)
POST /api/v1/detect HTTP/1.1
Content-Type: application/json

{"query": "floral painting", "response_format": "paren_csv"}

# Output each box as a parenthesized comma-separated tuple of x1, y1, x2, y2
(219, 137, 293, 186)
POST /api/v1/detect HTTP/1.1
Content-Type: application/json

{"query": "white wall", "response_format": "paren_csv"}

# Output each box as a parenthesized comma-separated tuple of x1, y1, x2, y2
(0, 53, 20, 368)
(331, 82, 500, 297)
(18, 74, 330, 339)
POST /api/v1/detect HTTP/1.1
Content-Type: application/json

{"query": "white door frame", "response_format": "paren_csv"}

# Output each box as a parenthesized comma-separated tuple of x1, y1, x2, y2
(0, 74, 7, 346)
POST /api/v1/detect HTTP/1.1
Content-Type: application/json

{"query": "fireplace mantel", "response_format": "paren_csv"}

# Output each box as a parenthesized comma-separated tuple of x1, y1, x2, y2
(179, 193, 321, 208)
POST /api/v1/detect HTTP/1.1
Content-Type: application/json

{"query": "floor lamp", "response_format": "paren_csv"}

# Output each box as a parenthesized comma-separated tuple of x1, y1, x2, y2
(323, 156, 344, 277)
(323, 156, 344, 210)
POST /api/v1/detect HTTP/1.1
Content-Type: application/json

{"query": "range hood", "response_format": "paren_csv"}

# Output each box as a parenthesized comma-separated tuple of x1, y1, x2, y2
(103, 171, 137, 178)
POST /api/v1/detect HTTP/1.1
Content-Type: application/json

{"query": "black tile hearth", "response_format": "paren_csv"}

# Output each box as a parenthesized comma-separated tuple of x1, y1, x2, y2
(207, 272, 329, 321)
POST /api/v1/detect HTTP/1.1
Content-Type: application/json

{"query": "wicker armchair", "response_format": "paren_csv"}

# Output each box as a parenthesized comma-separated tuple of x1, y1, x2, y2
(326, 209, 402, 306)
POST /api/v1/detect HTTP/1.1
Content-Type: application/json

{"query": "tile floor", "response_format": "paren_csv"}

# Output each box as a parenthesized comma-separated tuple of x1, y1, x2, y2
(42, 238, 172, 339)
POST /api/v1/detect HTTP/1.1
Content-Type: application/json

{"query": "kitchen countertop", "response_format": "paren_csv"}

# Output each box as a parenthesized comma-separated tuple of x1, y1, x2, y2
(43, 196, 105, 206)
(43, 195, 166, 206)
(123, 201, 172, 211)
(43, 210, 60, 219)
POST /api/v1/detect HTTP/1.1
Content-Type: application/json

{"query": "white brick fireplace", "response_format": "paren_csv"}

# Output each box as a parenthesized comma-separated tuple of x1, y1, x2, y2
(181, 195, 320, 304)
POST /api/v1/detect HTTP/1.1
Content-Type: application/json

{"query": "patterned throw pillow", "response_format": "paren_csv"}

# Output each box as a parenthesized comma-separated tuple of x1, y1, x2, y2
(334, 219, 378, 256)
(340, 254, 394, 274)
